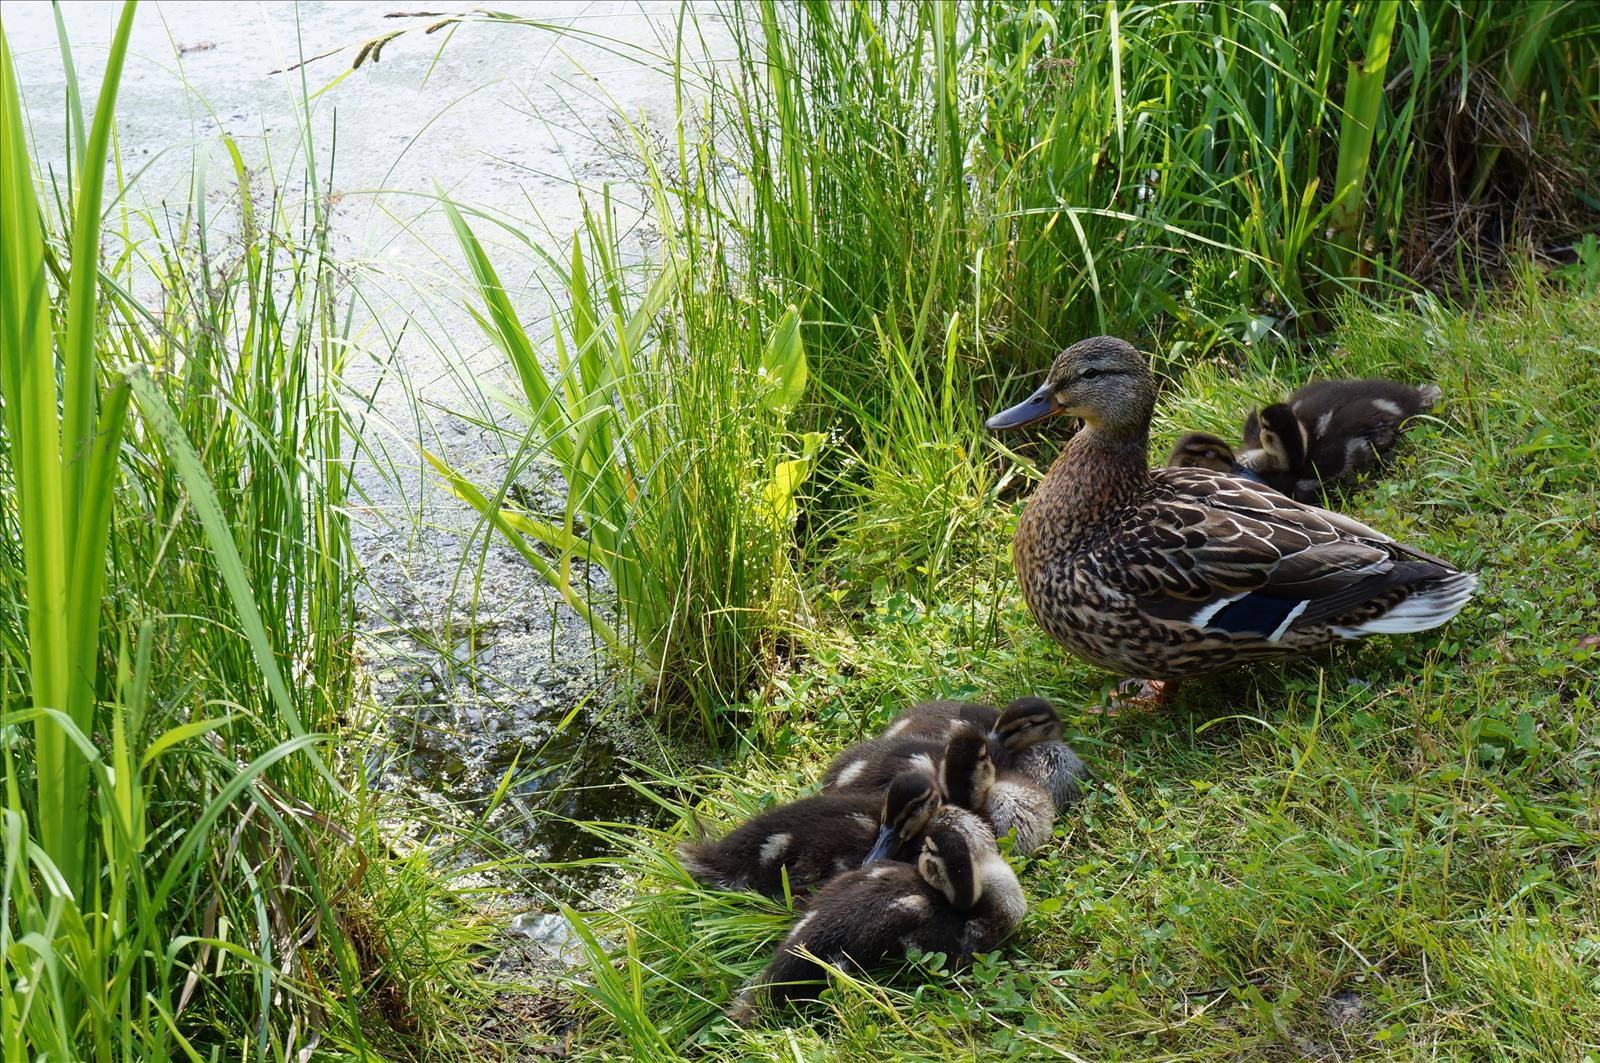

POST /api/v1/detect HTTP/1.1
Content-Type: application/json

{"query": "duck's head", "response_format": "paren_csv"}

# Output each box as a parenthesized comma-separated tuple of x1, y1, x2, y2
(918, 828, 981, 912)
(939, 726, 996, 811)
(994, 696, 1063, 753)
(986, 336, 1156, 435)
(1167, 431, 1237, 473)
(1241, 403, 1306, 473)
(862, 771, 943, 866)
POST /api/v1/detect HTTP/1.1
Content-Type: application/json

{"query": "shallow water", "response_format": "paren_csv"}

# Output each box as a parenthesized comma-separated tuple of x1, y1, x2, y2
(7, 0, 733, 903)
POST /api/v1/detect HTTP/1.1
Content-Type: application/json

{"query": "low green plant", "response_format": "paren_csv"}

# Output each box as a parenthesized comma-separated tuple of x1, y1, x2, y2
(431, 196, 821, 738)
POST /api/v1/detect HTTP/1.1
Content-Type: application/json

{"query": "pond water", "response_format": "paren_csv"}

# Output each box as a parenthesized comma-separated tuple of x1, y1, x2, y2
(7, 0, 734, 908)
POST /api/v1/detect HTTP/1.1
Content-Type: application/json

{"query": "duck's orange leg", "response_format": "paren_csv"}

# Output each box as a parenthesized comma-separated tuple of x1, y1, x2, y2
(1091, 678, 1180, 716)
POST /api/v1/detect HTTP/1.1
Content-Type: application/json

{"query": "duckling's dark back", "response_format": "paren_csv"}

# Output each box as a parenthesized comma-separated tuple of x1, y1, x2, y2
(1286, 378, 1439, 498)
(734, 843, 1020, 1019)
(745, 864, 953, 1011)
(879, 699, 1002, 742)
(678, 790, 889, 897)
(820, 734, 947, 791)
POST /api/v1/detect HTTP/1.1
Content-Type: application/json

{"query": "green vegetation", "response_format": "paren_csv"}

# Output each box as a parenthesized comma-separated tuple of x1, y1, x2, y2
(4, 1, 1598, 1061)
(422, 0, 1598, 735)
(431, 201, 819, 740)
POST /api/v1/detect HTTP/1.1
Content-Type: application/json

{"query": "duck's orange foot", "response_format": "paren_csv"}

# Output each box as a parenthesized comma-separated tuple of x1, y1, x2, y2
(1090, 678, 1178, 716)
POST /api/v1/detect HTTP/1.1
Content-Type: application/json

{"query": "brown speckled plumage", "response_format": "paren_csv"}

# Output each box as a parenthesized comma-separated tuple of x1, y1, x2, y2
(990, 337, 1477, 684)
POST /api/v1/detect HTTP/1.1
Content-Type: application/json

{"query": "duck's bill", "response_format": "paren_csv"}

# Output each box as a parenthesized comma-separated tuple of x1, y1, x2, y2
(861, 825, 898, 866)
(986, 382, 1060, 429)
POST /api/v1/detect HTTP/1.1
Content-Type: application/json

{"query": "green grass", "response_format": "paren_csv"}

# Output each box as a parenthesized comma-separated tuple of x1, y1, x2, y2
(554, 275, 1600, 1061)
(428, 197, 819, 742)
(7, 2, 1599, 1060)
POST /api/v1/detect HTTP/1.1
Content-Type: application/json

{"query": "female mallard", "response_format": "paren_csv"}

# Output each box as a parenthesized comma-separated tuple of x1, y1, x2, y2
(987, 337, 1476, 702)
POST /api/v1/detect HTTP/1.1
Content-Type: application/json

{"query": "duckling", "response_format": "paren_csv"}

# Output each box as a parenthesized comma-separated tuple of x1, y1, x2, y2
(939, 726, 1057, 855)
(1166, 431, 1238, 475)
(879, 698, 1004, 742)
(820, 731, 956, 792)
(1168, 431, 1295, 494)
(1238, 378, 1442, 502)
(728, 824, 1026, 1022)
(986, 337, 1475, 704)
(679, 771, 942, 898)
(883, 697, 1088, 810)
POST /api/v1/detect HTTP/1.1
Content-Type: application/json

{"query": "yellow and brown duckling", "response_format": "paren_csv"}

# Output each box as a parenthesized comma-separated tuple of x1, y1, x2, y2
(988, 337, 1476, 705)
(883, 696, 1088, 810)
(937, 726, 1056, 856)
(1238, 378, 1443, 502)
(1166, 431, 1241, 476)
(679, 771, 942, 899)
(728, 822, 1025, 1023)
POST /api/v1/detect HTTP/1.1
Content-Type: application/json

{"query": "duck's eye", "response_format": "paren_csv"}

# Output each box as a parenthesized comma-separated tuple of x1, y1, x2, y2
(1079, 368, 1101, 381)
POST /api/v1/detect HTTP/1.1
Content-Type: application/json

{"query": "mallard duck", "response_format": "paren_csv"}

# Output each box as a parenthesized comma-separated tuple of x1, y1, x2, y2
(937, 726, 1056, 855)
(1239, 378, 1443, 502)
(883, 696, 1088, 810)
(986, 337, 1476, 702)
(728, 823, 1025, 1022)
(679, 771, 942, 898)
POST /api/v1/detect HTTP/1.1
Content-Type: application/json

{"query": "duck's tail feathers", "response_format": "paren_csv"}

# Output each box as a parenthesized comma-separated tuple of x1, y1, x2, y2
(1333, 571, 1477, 636)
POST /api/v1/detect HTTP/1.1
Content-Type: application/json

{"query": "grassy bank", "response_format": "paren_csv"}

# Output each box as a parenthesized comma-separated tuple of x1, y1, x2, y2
(561, 274, 1600, 1060)
(6, 1, 1598, 1060)
(407, 5, 1598, 1054)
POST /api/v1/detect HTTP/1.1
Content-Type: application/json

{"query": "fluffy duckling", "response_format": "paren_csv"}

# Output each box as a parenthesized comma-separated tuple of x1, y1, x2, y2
(679, 771, 942, 898)
(880, 698, 1006, 742)
(820, 731, 957, 792)
(1166, 431, 1239, 475)
(883, 697, 1088, 810)
(729, 824, 1026, 1022)
(986, 337, 1475, 702)
(939, 726, 1057, 855)
(1238, 378, 1442, 502)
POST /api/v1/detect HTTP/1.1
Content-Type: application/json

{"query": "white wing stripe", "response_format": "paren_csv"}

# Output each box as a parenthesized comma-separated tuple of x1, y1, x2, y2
(1190, 591, 1248, 628)
(1268, 600, 1310, 642)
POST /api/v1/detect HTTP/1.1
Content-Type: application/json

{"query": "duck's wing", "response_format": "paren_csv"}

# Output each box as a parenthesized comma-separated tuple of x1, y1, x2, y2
(1109, 468, 1461, 640)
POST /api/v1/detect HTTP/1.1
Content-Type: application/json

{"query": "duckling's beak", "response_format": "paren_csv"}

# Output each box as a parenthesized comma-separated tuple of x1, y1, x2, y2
(986, 382, 1060, 430)
(862, 825, 898, 866)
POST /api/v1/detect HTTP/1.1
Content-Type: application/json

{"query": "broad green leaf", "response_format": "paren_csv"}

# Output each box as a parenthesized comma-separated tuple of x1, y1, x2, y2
(758, 306, 807, 414)
(760, 431, 825, 530)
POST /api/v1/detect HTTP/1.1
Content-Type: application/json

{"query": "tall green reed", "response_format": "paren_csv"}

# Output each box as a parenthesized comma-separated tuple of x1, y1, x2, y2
(1, 7, 479, 1056)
